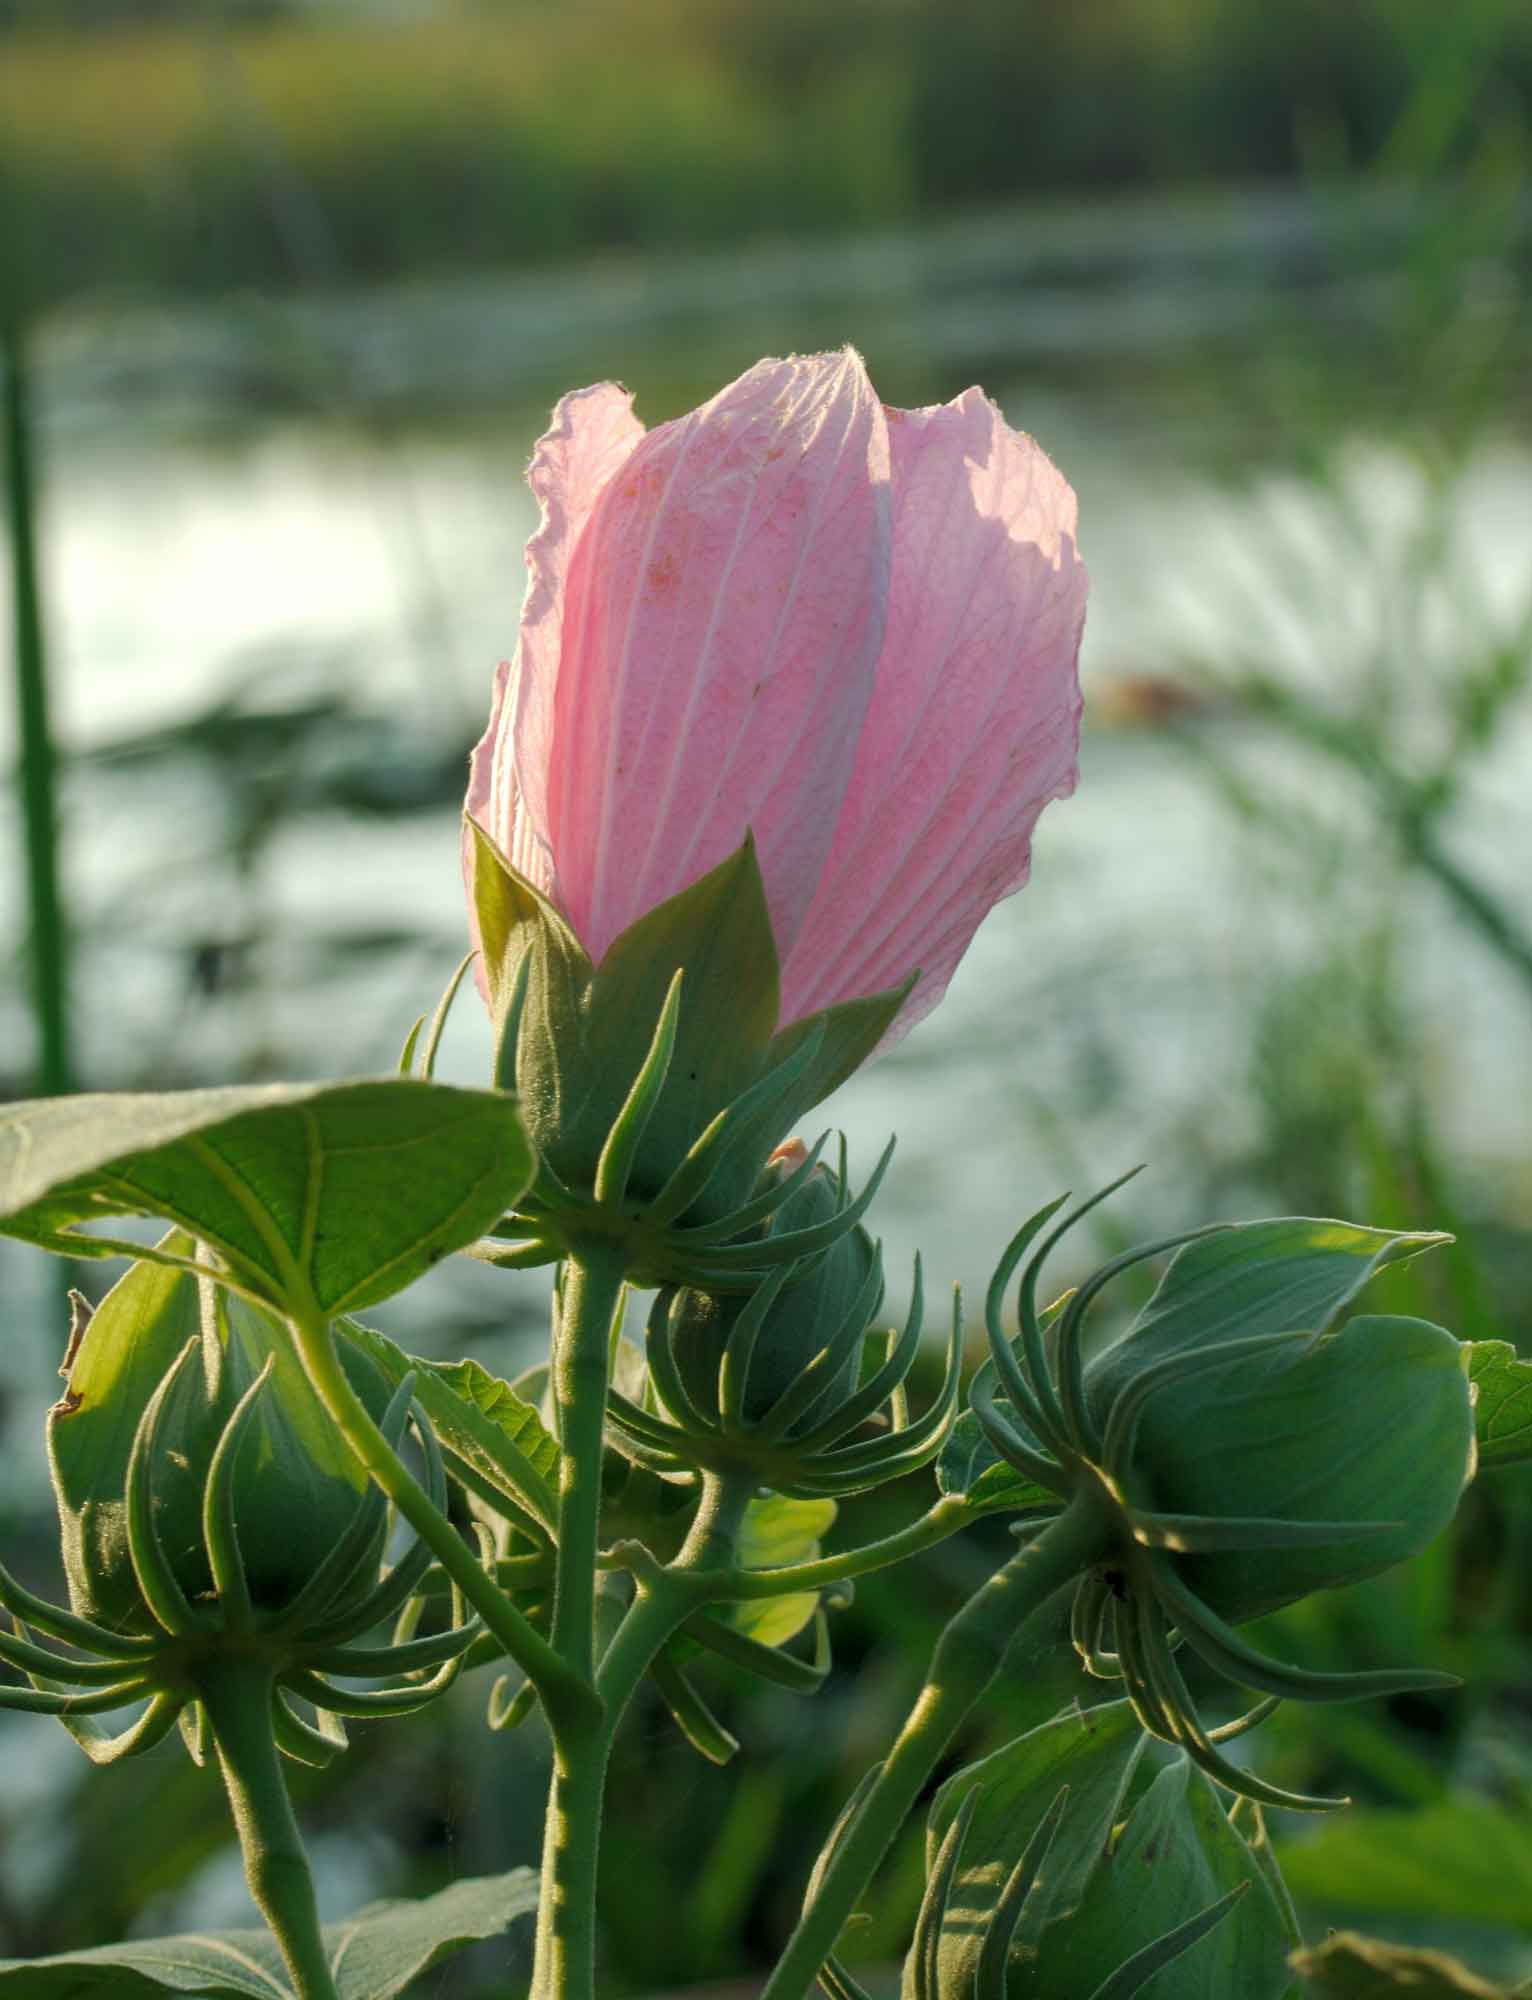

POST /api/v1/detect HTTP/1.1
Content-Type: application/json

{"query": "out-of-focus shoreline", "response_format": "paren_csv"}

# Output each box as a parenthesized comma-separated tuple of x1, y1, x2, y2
(4, 1, 1530, 309)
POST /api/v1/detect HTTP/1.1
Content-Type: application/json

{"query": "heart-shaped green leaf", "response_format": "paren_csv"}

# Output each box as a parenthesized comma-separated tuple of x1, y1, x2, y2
(0, 1080, 534, 1318)
(922, 1698, 1147, 1995)
(0, 1868, 537, 1998)
(1028, 1758, 1296, 2000)
(1465, 1341, 1532, 1470)
(316, 1870, 537, 1998)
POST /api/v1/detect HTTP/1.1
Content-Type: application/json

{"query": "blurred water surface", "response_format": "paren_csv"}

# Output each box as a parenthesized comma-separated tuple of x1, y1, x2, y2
(3, 183, 1531, 1302)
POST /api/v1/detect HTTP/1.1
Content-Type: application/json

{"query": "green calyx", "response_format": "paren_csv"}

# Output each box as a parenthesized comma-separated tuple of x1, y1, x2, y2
(910, 1702, 1295, 2000)
(467, 823, 910, 1279)
(963, 1185, 1476, 1813)
(3, 1249, 475, 1767)
(1118, 1311, 1473, 1624)
(604, 1152, 962, 1497)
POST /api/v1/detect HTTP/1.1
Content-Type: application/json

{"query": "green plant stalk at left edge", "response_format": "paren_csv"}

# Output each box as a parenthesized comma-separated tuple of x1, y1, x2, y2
(532, 1472, 755, 2000)
(3, 313, 71, 1096)
(759, 1497, 1109, 2000)
(199, 1664, 340, 2000)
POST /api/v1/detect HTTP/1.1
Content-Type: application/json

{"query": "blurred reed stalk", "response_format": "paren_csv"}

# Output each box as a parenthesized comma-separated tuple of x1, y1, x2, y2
(3, 311, 72, 1095)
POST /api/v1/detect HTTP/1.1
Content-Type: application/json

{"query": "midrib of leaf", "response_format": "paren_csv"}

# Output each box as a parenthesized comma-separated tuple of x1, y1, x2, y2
(182, 1120, 518, 1320)
(324, 1921, 362, 1987)
(323, 1159, 517, 1319)
(297, 1105, 325, 1286)
(126, 1936, 290, 1998)
(183, 1134, 310, 1310)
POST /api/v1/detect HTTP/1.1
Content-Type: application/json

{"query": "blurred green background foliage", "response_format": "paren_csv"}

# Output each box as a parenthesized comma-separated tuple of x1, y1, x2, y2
(2, 0, 1531, 1993)
(2, 0, 1531, 304)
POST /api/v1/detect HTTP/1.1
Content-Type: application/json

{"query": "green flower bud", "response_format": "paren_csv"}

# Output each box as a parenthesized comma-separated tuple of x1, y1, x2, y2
(0, 1243, 474, 1769)
(605, 1145, 961, 1498)
(666, 1144, 882, 1431)
(1105, 1310, 1474, 1625)
(914, 1702, 1295, 2000)
(48, 1255, 202, 1638)
(964, 1194, 1476, 1814)
(1020, 1762, 1291, 1999)
(50, 1247, 390, 1636)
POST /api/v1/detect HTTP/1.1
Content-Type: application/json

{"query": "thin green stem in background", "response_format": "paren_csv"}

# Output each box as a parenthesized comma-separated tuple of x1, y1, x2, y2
(3, 313, 72, 1095)
(199, 1665, 339, 2000)
(1403, 814, 1532, 994)
(759, 1498, 1109, 2000)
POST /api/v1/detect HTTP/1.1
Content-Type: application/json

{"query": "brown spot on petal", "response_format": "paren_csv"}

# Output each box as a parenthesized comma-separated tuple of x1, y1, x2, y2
(647, 552, 680, 595)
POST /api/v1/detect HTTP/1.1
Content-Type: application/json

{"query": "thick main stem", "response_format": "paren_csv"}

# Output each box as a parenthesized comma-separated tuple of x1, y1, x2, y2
(200, 1666, 338, 2000)
(531, 1725, 607, 2000)
(531, 1474, 752, 2000)
(759, 1500, 1108, 2000)
(527, 1240, 627, 2000)
(548, 1243, 628, 1680)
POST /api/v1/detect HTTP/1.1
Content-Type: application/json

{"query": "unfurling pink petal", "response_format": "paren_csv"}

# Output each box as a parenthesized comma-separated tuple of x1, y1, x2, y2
(538, 350, 890, 966)
(466, 383, 647, 896)
(780, 389, 1085, 1036)
(468, 352, 1085, 1056)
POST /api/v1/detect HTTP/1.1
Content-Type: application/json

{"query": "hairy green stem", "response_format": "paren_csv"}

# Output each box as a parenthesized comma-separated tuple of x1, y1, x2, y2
(200, 1666, 338, 2000)
(760, 1500, 1108, 2000)
(3, 313, 71, 1095)
(600, 1475, 754, 1718)
(527, 1239, 628, 2000)
(548, 1243, 628, 1679)
(531, 1474, 753, 2000)
(287, 1309, 594, 1731)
